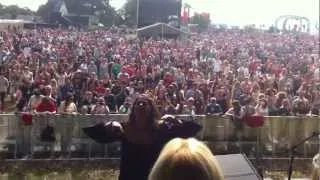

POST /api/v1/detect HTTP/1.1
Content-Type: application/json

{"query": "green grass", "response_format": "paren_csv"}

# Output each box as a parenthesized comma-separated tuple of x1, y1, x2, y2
(0, 170, 311, 180)
(0, 170, 119, 180)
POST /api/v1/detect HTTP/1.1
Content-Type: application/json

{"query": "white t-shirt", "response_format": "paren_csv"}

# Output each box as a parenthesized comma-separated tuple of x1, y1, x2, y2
(238, 66, 250, 77)
(0, 76, 9, 92)
(91, 105, 110, 114)
(314, 68, 320, 81)
(58, 101, 77, 113)
(213, 59, 222, 73)
(22, 71, 33, 82)
(28, 95, 44, 111)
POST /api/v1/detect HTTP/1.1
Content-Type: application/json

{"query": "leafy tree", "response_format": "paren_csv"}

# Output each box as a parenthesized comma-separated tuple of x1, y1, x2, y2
(0, 4, 34, 19)
(36, 0, 121, 26)
(37, 3, 50, 22)
(121, 0, 138, 27)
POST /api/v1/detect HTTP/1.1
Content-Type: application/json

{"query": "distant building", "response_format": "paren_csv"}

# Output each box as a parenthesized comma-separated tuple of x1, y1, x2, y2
(0, 19, 31, 30)
(16, 15, 43, 22)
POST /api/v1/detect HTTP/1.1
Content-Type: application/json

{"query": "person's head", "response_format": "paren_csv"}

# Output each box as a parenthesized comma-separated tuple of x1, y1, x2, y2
(80, 105, 89, 114)
(187, 97, 195, 105)
(65, 93, 74, 103)
(167, 84, 174, 93)
(258, 93, 265, 100)
(258, 99, 268, 108)
(265, 88, 275, 96)
(50, 78, 57, 87)
(298, 91, 305, 98)
(33, 89, 41, 96)
(90, 72, 97, 79)
(148, 138, 224, 180)
(251, 83, 260, 92)
(276, 91, 287, 100)
(124, 100, 131, 108)
(44, 85, 52, 96)
(85, 91, 93, 100)
(281, 99, 290, 108)
(23, 66, 29, 72)
(97, 97, 105, 105)
(210, 97, 217, 104)
(312, 153, 320, 180)
(128, 94, 161, 128)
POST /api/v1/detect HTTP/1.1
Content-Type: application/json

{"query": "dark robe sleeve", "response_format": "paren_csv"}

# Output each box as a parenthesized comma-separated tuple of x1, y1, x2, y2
(83, 122, 123, 144)
(159, 119, 203, 139)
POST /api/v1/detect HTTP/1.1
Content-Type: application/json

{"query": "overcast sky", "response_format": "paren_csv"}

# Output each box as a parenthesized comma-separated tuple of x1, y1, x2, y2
(0, 0, 318, 28)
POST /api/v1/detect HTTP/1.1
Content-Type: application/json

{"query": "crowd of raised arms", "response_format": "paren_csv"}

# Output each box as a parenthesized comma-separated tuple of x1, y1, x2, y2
(0, 27, 318, 116)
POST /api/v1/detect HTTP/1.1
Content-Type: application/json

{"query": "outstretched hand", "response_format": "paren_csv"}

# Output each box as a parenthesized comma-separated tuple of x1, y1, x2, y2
(109, 121, 124, 136)
(161, 114, 182, 124)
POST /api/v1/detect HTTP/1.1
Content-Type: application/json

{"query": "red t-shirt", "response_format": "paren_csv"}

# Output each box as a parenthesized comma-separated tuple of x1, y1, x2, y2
(96, 87, 106, 95)
(249, 61, 259, 73)
(164, 74, 175, 87)
(140, 48, 147, 59)
(36, 101, 57, 113)
(122, 66, 135, 77)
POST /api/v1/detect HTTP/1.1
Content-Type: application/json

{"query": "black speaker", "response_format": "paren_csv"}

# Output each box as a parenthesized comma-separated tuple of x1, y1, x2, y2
(215, 154, 261, 180)
(138, 0, 182, 28)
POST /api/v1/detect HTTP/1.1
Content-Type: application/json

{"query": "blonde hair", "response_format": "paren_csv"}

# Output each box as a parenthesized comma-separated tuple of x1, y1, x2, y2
(312, 153, 320, 180)
(149, 138, 224, 180)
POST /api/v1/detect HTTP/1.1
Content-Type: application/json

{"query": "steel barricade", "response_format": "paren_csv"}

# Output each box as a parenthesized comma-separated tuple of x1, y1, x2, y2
(30, 114, 57, 158)
(202, 116, 233, 141)
(56, 114, 76, 157)
(0, 114, 18, 158)
(68, 114, 94, 158)
(0, 114, 320, 159)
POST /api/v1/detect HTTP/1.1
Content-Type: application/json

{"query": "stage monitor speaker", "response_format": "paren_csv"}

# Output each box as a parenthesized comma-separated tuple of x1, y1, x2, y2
(215, 154, 261, 180)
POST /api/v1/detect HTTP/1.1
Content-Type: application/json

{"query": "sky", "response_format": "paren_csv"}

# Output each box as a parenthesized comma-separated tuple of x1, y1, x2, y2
(0, 0, 318, 28)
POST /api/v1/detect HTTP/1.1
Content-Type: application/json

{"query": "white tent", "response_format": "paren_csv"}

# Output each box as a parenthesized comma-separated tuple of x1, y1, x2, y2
(0, 19, 31, 30)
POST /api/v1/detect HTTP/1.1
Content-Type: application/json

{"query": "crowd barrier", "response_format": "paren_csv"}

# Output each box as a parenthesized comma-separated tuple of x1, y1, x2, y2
(0, 114, 319, 159)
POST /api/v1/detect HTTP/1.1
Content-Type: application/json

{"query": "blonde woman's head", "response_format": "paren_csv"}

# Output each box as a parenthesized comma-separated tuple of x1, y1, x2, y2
(149, 138, 224, 180)
(312, 153, 320, 180)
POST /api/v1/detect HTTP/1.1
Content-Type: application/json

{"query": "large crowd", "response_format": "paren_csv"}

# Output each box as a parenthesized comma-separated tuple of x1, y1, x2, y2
(0, 27, 318, 117)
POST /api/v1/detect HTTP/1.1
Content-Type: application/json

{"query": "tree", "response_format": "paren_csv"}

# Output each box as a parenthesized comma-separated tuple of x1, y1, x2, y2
(190, 12, 211, 31)
(37, 3, 50, 22)
(121, 0, 138, 27)
(36, 0, 121, 27)
(0, 4, 34, 19)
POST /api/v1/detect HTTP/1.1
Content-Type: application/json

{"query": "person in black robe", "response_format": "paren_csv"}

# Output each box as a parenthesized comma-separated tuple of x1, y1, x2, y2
(83, 94, 202, 180)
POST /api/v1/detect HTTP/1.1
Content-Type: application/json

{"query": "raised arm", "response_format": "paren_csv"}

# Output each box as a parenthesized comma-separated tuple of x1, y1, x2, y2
(83, 121, 123, 144)
(159, 115, 202, 139)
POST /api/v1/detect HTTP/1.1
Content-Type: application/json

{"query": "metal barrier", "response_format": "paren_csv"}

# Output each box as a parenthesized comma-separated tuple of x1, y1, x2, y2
(0, 114, 319, 159)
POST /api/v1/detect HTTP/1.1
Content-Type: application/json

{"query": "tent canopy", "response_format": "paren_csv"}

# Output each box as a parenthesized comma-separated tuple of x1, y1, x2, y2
(137, 23, 189, 38)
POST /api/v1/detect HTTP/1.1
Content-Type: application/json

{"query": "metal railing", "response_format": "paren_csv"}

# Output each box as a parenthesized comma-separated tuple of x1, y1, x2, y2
(0, 114, 319, 159)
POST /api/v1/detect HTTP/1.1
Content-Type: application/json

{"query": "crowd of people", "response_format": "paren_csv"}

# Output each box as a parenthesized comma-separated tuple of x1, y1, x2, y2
(0, 26, 318, 180)
(0, 27, 318, 117)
